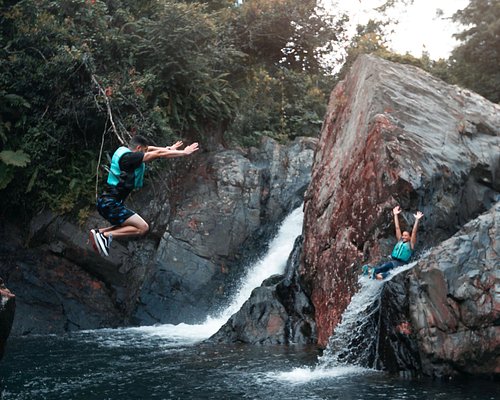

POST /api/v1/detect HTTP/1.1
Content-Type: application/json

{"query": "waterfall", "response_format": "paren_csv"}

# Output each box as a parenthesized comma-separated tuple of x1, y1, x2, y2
(319, 260, 418, 369)
(319, 275, 385, 368)
(128, 206, 304, 344)
(270, 260, 419, 382)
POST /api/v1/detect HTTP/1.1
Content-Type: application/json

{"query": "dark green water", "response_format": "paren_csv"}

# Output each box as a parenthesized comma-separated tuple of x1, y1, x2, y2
(1, 329, 498, 400)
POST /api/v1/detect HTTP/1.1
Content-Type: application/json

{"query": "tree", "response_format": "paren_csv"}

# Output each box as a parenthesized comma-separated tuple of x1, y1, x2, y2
(450, 0, 500, 103)
(0, 0, 242, 217)
(233, 0, 343, 73)
(0, 0, 350, 218)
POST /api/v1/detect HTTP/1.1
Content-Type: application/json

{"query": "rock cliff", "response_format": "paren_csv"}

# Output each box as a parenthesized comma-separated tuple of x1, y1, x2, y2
(300, 54, 499, 348)
(135, 137, 316, 325)
(209, 236, 316, 345)
(406, 202, 499, 377)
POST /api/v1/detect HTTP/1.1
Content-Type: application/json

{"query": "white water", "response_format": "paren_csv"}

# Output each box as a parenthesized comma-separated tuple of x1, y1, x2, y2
(127, 206, 305, 343)
(272, 260, 420, 383)
(83, 206, 422, 385)
(319, 261, 418, 368)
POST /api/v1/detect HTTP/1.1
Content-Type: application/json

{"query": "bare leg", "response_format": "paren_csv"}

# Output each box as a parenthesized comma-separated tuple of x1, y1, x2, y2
(98, 226, 117, 234)
(100, 214, 149, 239)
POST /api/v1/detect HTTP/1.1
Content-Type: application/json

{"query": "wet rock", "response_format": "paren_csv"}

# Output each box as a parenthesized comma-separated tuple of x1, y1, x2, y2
(407, 202, 499, 377)
(135, 137, 316, 325)
(209, 236, 316, 345)
(342, 203, 499, 378)
(2, 249, 124, 335)
(300, 54, 500, 347)
(372, 273, 422, 374)
(0, 137, 316, 334)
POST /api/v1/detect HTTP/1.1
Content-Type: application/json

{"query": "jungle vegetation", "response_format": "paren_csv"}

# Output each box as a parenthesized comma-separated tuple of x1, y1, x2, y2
(0, 0, 497, 219)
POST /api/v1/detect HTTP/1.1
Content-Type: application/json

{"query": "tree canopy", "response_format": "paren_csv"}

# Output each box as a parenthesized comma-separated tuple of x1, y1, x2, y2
(450, 0, 500, 103)
(0, 0, 342, 218)
(0, 0, 497, 220)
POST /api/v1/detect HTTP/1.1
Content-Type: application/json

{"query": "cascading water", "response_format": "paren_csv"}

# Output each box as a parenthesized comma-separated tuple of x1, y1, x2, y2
(127, 206, 304, 344)
(271, 260, 420, 383)
(319, 259, 421, 369)
(7, 252, 496, 399)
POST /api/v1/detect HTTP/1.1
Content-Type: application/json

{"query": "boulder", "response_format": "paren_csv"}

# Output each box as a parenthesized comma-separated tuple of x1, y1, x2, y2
(300, 54, 500, 347)
(407, 202, 499, 377)
(337, 202, 499, 378)
(1, 223, 126, 335)
(209, 236, 316, 344)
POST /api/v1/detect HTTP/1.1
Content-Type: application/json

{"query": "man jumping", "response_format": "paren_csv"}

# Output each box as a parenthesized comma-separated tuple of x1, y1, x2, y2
(90, 135, 199, 256)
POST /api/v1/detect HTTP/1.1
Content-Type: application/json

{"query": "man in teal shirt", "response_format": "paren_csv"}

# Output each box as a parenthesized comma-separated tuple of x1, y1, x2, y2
(90, 135, 199, 256)
(363, 206, 424, 280)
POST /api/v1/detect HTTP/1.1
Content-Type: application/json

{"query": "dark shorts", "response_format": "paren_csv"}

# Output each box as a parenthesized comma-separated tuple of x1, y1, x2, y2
(97, 196, 135, 226)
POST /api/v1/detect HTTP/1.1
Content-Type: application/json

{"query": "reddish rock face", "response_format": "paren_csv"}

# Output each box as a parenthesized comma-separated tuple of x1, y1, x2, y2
(300, 55, 500, 347)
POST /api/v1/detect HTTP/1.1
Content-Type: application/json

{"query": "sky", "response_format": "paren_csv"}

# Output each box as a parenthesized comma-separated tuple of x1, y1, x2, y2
(323, 0, 470, 60)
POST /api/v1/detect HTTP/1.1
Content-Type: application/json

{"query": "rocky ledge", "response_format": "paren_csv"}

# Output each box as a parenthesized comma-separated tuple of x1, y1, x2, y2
(212, 55, 499, 379)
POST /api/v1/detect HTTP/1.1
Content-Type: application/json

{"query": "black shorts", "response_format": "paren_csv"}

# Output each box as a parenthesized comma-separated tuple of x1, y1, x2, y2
(97, 196, 135, 226)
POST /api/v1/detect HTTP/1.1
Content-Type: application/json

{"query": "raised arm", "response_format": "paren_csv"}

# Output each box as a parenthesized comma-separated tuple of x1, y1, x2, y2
(410, 211, 424, 249)
(142, 142, 199, 162)
(393, 206, 402, 241)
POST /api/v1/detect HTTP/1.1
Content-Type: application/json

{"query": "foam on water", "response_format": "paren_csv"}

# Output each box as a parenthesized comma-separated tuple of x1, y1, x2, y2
(267, 365, 371, 384)
(267, 257, 422, 381)
(320, 258, 421, 367)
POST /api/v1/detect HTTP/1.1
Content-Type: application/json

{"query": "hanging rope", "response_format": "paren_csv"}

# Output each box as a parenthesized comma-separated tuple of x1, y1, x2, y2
(95, 119, 109, 200)
(90, 73, 127, 145)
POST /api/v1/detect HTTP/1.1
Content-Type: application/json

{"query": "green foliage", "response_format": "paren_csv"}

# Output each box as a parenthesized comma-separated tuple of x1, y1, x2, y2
(336, 18, 459, 87)
(233, 0, 342, 72)
(225, 67, 332, 147)
(450, 0, 500, 103)
(342, 0, 500, 104)
(0, 163, 14, 190)
(336, 20, 388, 78)
(0, 150, 30, 167)
(0, 0, 347, 218)
(132, 2, 241, 133)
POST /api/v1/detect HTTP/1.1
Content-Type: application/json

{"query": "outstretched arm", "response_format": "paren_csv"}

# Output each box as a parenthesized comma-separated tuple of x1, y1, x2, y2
(410, 211, 424, 249)
(147, 141, 183, 152)
(143, 142, 199, 162)
(393, 206, 402, 241)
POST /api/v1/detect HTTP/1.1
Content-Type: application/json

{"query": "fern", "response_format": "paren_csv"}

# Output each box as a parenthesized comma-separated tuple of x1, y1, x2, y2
(0, 150, 31, 167)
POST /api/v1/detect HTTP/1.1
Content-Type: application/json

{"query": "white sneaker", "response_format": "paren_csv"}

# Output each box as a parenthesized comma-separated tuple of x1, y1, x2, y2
(95, 232, 111, 256)
(89, 229, 103, 256)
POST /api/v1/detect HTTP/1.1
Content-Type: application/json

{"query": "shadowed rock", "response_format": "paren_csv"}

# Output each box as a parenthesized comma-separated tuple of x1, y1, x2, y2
(0, 137, 316, 334)
(0, 280, 15, 361)
(135, 137, 316, 325)
(406, 202, 499, 377)
(209, 236, 316, 345)
(319, 202, 498, 379)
